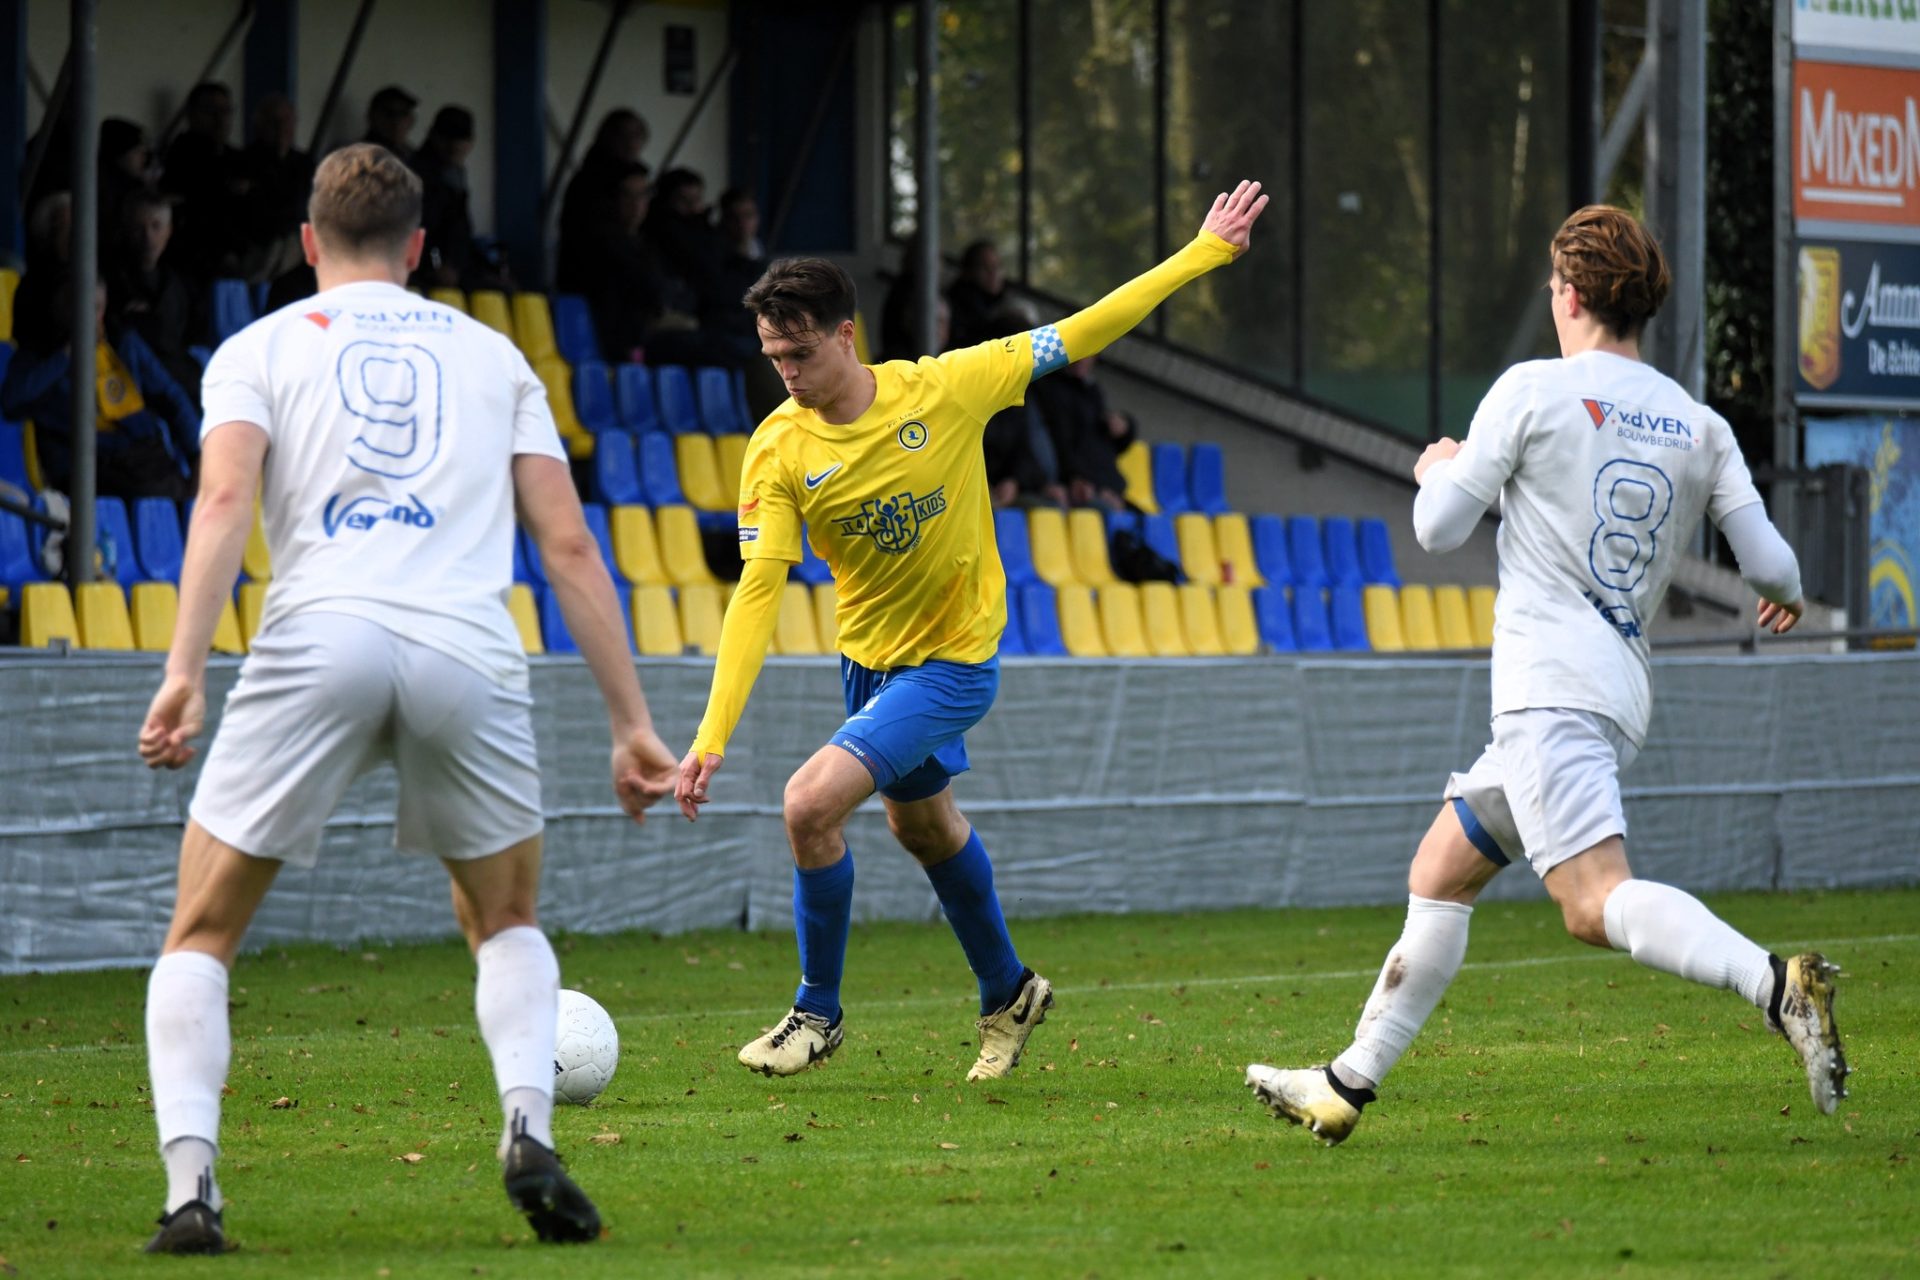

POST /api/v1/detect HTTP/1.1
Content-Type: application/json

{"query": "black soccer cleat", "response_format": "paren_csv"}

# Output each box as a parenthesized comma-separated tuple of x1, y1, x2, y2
(502, 1134, 602, 1244)
(143, 1199, 228, 1255)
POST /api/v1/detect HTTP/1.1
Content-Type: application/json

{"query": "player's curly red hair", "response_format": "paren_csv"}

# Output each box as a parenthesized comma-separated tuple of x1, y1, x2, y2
(1550, 205, 1670, 340)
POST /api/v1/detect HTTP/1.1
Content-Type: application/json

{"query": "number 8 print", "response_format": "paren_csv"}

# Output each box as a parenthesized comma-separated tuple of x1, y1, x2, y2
(1588, 458, 1673, 592)
(337, 340, 443, 479)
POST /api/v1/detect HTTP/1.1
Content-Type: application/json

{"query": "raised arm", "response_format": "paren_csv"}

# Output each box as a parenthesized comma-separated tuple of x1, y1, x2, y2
(676, 555, 788, 820)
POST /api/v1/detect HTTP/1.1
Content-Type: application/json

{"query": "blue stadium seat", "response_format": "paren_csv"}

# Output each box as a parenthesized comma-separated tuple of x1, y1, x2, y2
(998, 587, 1028, 656)
(1292, 586, 1333, 652)
(614, 363, 662, 435)
(1150, 443, 1190, 515)
(133, 498, 184, 582)
(1, 508, 42, 593)
(1188, 443, 1229, 516)
(733, 369, 753, 432)
(994, 509, 1039, 587)
(188, 344, 213, 370)
(211, 278, 255, 343)
(1253, 586, 1296, 652)
(0, 421, 28, 491)
(1357, 516, 1400, 587)
(1019, 584, 1068, 656)
(552, 294, 599, 366)
(1330, 585, 1370, 651)
(1250, 514, 1292, 586)
(572, 361, 618, 434)
(695, 367, 742, 433)
(580, 502, 624, 583)
(94, 497, 141, 589)
(638, 431, 685, 507)
(251, 280, 269, 316)
(1322, 516, 1363, 588)
(655, 365, 700, 435)
(517, 527, 546, 584)
(0, 342, 12, 385)
(1105, 508, 1140, 538)
(538, 587, 577, 653)
(1286, 515, 1329, 589)
(793, 526, 833, 585)
(594, 430, 643, 506)
(1141, 514, 1184, 580)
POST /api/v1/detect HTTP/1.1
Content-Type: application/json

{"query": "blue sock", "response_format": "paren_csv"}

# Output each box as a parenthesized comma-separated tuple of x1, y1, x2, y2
(792, 850, 854, 1020)
(923, 830, 1025, 1014)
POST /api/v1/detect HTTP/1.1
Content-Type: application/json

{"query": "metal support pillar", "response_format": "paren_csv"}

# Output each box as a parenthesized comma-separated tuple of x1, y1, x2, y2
(913, 0, 939, 359)
(496, 0, 548, 288)
(541, 0, 626, 224)
(244, 0, 297, 125)
(307, 0, 377, 157)
(1569, 0, 1602, 207)
(765, 31, 852, 247)
(68, 0, 97, 587)
(1643, 0, 1707, 399)
(1771, 0, 1799, 472)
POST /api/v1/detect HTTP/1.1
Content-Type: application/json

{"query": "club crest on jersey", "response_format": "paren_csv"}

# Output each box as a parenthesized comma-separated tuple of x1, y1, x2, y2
(833, 486, 946, 554)
(897, 419, 929, 451)
(322, 491, 436, 538)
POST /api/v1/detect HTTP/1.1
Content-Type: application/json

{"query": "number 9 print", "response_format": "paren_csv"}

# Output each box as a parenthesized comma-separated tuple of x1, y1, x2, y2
(337, 340, 444, 479)
(1588, 458, 1673, 593)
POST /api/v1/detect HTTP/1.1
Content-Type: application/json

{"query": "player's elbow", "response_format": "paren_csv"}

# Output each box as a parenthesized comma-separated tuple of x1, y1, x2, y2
(192, 483, 252, 528)
(537, 530, 604, 580)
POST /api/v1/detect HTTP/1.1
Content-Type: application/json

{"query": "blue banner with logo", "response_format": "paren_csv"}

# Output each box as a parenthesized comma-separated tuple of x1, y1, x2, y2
(1796, 240, 1920, 410)
(1804, 415, 1920, 633)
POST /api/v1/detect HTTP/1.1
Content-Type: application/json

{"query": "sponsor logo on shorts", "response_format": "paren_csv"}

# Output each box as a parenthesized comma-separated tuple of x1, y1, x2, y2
(321, 491, 436, 538)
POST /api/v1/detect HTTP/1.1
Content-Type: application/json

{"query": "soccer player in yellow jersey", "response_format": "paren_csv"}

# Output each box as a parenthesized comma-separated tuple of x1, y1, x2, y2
(675, 181, 1268, 1080)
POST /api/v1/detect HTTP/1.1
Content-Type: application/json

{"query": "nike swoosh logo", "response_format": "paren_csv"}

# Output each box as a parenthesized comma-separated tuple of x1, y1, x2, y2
(1010, 988, 1037, 1024)
(804, 464, 842, 489)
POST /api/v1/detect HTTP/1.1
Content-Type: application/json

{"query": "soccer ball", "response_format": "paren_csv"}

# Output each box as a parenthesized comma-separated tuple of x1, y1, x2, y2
(553, 989, 619, 1105)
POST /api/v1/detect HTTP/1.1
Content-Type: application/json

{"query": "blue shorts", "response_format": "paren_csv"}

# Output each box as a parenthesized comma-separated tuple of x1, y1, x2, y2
(830, 655, 1000, 802)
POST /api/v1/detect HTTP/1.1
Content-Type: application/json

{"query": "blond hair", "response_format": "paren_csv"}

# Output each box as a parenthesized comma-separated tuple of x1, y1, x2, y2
(308, 143, 421, 257)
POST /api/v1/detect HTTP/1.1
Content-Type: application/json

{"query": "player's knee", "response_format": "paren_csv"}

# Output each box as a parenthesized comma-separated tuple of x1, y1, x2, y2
(782, 776, 840, 844)
(886, 807, 960, 862)
(1556, 895, 1611, 947)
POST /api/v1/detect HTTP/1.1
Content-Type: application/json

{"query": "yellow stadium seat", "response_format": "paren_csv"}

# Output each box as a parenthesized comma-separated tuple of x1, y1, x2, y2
(852, 309, 874, 364)
(655, 505, 717, 585)
(1067, 509, 1117, 586)
(211, 597, 246, 654)
(1174, 513, 1221, 587)
(1363, 584, 1406, 652)
(511, 293, 557, 362)
(1213, 513, 1265, 588)
(773, 582, 822, 655)
(469, 289, 515, 341)
(1116, 440, 1158, 515)
(508, 583, 544, 654)
(1055, 585, 1106, 657)
(242, 501, 271, 580)
(1177, 584, 1226, 656)
(237, 580, 268, 647)
(679, 583, 725, 655)
(429, 287, 468, 314)
(1140, 581, 1190, 656)
(74, 582, 134, 650)
(812, 582, 838, 652)
(1468, 585, 1497, 648)
(1400, 584, 1440, 651)
(0, 265, 18, 340)
(19, 582, 78, 647)
(1027, 508, 1077, 587)
(611, 505, 670, 586)
(1216, 584, 1259, 655)
(22, 421, 43, 488)
(1434, 585, 1474, 649)
(1097, 584, 1150, 657)
(533, 356, 590, 443)
(632, 584, 682, 656)
(715, 433, 750, 499)
(131, 582, 178, 652)
(675, 434, 732, 513)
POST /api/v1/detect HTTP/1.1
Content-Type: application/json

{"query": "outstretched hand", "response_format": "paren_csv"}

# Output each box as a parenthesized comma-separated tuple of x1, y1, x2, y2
(612, 724, 679, 823)
(675, 749, 723, 822)
(1200, 179, 1270, 257)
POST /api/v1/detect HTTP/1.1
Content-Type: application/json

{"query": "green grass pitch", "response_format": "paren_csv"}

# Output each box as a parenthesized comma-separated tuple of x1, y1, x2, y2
(2, 888, 1915, 1278)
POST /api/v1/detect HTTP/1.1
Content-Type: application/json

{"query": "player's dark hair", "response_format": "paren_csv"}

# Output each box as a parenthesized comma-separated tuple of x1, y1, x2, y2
(308, 143, 422, 258)
(742, 258, 857, 342)
(1550, 205, 1670, 340)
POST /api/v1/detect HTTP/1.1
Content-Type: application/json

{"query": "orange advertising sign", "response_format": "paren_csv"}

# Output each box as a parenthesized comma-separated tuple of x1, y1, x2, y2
(1795, 60, 1920, 229)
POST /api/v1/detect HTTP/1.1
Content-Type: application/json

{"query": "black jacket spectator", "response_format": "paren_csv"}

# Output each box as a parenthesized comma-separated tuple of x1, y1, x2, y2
(409, 107, 477, 288)
(361, 85, 417, 163)
(557, 110, 650, 292)
(945, 239, 1007, 350)
(97, 117, 152, 251)
(1031, 356, 1138, 510)
(161, 82, 247, 280)
(106, 191, 204, 403)
(238, 94, 314, 284)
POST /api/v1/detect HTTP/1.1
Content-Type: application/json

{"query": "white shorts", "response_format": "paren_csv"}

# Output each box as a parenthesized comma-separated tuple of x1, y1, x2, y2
(191, 611, 544, 869)
(1443, 707, 1639, 878)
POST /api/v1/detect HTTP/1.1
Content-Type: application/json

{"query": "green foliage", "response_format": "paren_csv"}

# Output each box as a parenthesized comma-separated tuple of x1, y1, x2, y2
(1706, 0, 1779, 461)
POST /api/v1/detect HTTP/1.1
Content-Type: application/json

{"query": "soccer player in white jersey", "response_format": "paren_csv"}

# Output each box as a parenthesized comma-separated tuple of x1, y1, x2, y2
(1247, 205, 1848, 1146)
(134, 145, 679, 1251)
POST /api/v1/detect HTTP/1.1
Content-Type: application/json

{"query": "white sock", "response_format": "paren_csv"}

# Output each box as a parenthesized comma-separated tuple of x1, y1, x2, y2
(1602, 878, 1775, 1009)
(1332, 894, 1473, 1089)
(475, 925, 558, 1157)
(145, 950, 230, 1212)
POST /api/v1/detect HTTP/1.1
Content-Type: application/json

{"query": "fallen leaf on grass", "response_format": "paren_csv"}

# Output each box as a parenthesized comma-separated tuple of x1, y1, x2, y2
(589, 1133, 621, 1146)
(938, 1142, 960, 1150)
(396, 1152, 425, 1164)
(270, 1096, 296, 1109)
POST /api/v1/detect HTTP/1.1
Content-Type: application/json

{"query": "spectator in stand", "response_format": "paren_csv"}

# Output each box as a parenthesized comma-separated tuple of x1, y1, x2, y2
(97, 118, 154, 248)
(711, 188, 770, 360)
(409, 106, 477, 289)
(1, 279, 200, 502)
(557, 109, 649, 289)
(576, 163, 739, 368)
(161, 82, 248, 281)
(945, 239, 1007, 350)
(107, 189, 204, 403)
(238, 94, 314, 283)
(10, 193, 73, 353)
(980, 303, 1067, 510)
(362, 85, 418, 162)
(1031, 353, 1138, 511)
(645, 168, 722, 315)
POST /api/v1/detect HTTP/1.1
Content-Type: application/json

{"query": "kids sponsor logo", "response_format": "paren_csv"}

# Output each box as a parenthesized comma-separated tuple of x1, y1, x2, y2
(1580, 399, 1696, 450)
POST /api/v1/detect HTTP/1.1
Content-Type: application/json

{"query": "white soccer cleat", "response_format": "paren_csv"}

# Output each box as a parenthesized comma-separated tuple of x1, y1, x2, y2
(967, 970, 1053, 1082)
(1246, 1064, 1365, 1146)
(738, 1006, 844, 1077)
(1771, 953, 1850, 1115)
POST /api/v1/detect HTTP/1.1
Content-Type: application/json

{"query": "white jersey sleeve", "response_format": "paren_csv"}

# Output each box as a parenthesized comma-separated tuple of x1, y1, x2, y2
(200, 327, 276, 440)
(1445, 364, 1534, 506)
(509, 352, 568, 462)
(1706, 415, 1764, 523)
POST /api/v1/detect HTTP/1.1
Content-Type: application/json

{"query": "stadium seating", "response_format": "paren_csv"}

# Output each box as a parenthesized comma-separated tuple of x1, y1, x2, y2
(655, 505, 717, 585)
(539, 587, 576, 653)
(429, 287, 468, 314)
(715, 434, 749, 502)
(1027, 509, 1077, 588)
(1468, 585, 1497, 647)
(696, 367, 744, 433)
(94, 497, 142, 589)
(610, 506, 667, 586)
(638, 432, 686, 508)
(1214, 513, 1265, 588)
(1253, 585, 1296, 652)
(1330, 584, 1369, 651)
(632, 584, 683, 655)
(1291, 586, 1333, 652)
(774, 582, 822, 654)
(1321, 516, 1363, 588)
(19, 582, 78, 647)
(1140, 581, 1188, 656)
(515, 526, 546, 584)
(572, 362, 619, 435)
(0, 508, 37, 596)
(1150, 443, 1190, 515)
(0, 265, 17, 340)
(998, 587, 1027, 656)
(1174, 513, 1221, 587)
(512, 294, 558, 362)
(793, 527, 833, 585)
(655, 365, 701, 435)
(507, 583, 543, 654)
(243, 502, 271, 579)
(1116, 440, 1158, 514)
(1054, 585, 1106, 657)
(1188, 443, 1229, 516)
(1178, 583, 1226, 656)
(237, 580, 268, 647)
(1216, 584, 1260, 655)
(552, 294, 598, 365)
(1068, 509, 1117, 586)
(469, 290, 515, 341)
(532, 358, 594, 457)
(131, 581, 177, 651)
(812, 582, 838, 651)
(594, 430, 643, 506)
(133, 498, 184, 582)
(1097, 584, 1150, 657)
(580, 503, 623, 583)
(0, 422, 28, 491)
(615, 364, 662, 434)
(211, 597, 246, 654)
(19, 420, 41, 489)
(1019, 583, 1069, 656)
(732, 369, 753, 433)
(994, 510, 1039, 588)
(211, 278, 255, 342)
(1357, 517, 1400, 587)
(1286, 515, 1328, 589)
(675, 434, 733, 520)
(1434, 584, 1474, 649)
(74, 581, 134, 649)
(1140, 514, 1184, 579)
(678, 583, 724, 655)
(1362, 584, 1406, 652)
(1399, 584, 1440, 651)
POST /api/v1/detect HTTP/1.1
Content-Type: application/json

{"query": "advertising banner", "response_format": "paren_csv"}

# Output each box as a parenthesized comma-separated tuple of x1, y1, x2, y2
(1793, 60, 1920, 233)
(1796, 239, 1920, 407)
(1794, 1, 1920, 59)
(1804, 415, 1920, 633)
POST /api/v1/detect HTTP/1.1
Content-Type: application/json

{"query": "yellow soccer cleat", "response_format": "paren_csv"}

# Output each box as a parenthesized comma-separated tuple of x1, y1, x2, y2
(1245, 1064, 1366, 1146)
(967, 970, 1054, 1082)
